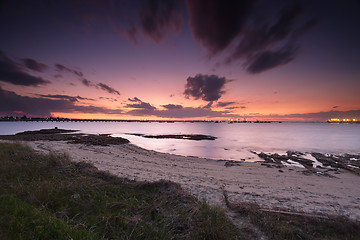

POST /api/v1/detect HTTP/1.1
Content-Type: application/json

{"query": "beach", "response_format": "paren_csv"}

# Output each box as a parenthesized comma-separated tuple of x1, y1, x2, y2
(12, 139, 357, 221)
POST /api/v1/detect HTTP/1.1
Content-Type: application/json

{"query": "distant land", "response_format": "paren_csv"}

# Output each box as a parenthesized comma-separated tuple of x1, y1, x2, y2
(0, 115, 277, 123)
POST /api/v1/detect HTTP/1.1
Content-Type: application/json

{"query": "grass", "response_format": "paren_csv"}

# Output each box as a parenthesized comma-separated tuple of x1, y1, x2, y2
(223, 191, 360, 240)
(1, 141, 359, 240)
(0, 142, 242, 240)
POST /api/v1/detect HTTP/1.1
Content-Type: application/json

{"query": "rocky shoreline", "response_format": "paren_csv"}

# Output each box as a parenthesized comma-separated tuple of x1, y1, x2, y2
(256, 151, 360, 176)
(0, 128, 129, 146)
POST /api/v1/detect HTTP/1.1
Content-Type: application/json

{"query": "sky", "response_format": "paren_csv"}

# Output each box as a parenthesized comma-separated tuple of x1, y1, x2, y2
(0, 0, 359, 121)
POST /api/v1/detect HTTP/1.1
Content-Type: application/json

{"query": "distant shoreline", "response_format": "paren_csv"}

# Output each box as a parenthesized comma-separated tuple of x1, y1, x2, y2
(0, 116, 289, 123)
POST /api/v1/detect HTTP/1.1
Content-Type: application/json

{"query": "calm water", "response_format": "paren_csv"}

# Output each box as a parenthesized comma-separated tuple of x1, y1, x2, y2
(1, 121, 360, 161)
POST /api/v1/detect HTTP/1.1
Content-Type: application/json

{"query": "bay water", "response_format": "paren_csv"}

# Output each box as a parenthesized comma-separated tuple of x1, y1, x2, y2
(1, 121, 359, 161)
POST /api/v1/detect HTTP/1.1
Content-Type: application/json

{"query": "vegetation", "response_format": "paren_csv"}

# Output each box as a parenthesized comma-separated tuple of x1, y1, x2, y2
(224, 192, 360, 240)
(1, 141, 359, 240)
(0, 142, 241, 240)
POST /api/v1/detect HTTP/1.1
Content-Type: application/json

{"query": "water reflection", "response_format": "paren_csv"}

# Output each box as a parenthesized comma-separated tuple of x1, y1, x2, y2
(1, 121, 360, 161)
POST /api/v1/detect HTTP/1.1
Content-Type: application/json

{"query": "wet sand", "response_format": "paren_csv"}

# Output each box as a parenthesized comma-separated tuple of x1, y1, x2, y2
(12, 140, 359, 221)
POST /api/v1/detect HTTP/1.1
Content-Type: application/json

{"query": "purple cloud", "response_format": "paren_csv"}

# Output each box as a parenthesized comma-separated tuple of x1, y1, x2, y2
(38, 94, 95, 102)
(96, 83, 120, 95)
(139, 0, 183, 43)
(82, 78, 94, 87)
(246, 46, 298, 74)
(186, 0, 317, 73)
(186, 0, 253, 55)
(55, 64, 83, 77)
(22, 58, 49, 72)
(126, 97, 156, 110)
(81, 78, 120, 96)
(0, 50, 50, 86)
(0, 87, 122, 117)
(217, 101, 236, 107)
(162, 104, 183, 110)
(184, 74, 229, 102)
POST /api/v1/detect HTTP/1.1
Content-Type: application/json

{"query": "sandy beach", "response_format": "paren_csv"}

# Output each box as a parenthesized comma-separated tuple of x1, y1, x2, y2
(12, 139, 358, 221)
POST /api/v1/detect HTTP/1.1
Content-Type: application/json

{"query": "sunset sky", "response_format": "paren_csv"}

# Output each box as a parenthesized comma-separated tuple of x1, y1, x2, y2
(1, 0, 359, 121)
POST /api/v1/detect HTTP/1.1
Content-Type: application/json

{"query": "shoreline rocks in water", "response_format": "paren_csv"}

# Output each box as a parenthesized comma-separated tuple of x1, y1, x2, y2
(127, 133, 217, 140)
(0, 128, 129, 146)
(256, 151, 360, 176)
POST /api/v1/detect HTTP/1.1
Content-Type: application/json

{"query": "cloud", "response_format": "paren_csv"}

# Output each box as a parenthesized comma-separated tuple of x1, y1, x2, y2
(0, 87, 122, 117)
(139, 0, 183, 43)
(0, 50, 50, 86)
(184, 74, 229, 102)
(38, 94, 95, 102)
(55, 64, 83, 77)
(128, 97, 142, 102)
(332, 106, 340, 109)
(186, 0, 253, 55)
(246, 46, 298, 74)
(96, 83, 120, 95)
(99, 97, 118, 102)
(82, 78, 93, 87)
(22, 58, 49, 72)
(186, 1, 317, 73)
(203, 101, 213, 109)
(162, 104, 183, 110)
(217, 101, 236, 107)
(81, 78, 120, 96)
(125, 97, 156, 110)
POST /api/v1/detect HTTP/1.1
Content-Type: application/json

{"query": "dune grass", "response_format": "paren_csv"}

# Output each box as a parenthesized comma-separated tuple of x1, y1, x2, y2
(0, 142, 242, 240)
(224, 192, 360, 240)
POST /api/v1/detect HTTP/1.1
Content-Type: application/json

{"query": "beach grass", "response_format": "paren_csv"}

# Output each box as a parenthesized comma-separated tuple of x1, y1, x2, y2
(0, 142, 241, 240)
(224, 191, 360, 240)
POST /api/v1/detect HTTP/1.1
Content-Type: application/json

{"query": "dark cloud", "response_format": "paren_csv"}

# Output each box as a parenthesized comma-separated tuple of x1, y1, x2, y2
(246, 46, 297, 74)
(186, 1, 317, 73)
(38, 94, 95, 102)
(234, 3, 316, 73)
(203, 101, 213, 109)
(0, 50, 50, 86)
(332, 106, 340, 109)
(225, 106, 245, 110)
(217, 101, 236, 107)
(0, 87, 122, 117)
(99, 97, 118, 102)
(186, 0, 253, 55)
(162, 104, 183, 110)
(125, 97, 156, 110)
(184, 74, 228, 102)
(82, 78, 94, 87)
(55, 64, 83, 77)
(139, 0, 183, 43)
(81, 78, 120, 96)
(128, 97, 142, 102)
(22, 58, 49, 72)
(96, 83, 120, 95)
